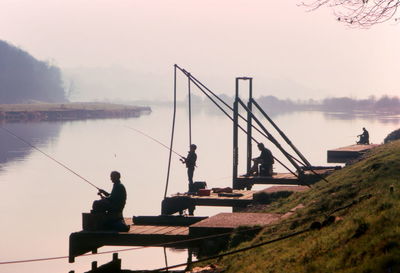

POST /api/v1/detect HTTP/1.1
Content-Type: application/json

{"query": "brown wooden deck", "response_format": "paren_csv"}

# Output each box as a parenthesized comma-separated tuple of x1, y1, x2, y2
(327, 144, 379, 163)
(161, 190, 256, 215)
(69, 217, 198, 263)
(234, 168, 336, 189)
(189, 190, 255, 207)
(235, 172, 299, 188)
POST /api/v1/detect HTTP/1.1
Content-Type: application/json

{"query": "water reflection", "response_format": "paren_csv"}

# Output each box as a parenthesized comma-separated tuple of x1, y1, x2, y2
(323, 111, 400, 125)
(185, 101, 400, 125)
(0, 122, 63, 167)
(80, 249, 191, 273)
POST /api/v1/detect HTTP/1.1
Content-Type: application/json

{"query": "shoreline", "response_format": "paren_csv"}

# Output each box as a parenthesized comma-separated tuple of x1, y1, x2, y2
(0, 102, 151, 122)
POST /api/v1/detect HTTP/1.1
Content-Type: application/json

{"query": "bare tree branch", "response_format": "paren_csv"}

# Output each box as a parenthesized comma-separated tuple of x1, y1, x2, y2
(301, 0, 400, 27)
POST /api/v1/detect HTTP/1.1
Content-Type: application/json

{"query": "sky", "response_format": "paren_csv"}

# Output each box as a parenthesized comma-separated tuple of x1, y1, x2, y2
(0, 0, 399, 101)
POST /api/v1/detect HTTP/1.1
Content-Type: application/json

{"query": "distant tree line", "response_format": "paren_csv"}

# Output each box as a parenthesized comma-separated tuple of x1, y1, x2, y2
(319, 96, 400, 113)
(0, 40, 67, 104)
(185, 94, 400, 114)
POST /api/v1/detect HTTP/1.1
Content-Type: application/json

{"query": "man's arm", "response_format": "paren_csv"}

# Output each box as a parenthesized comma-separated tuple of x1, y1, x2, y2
(98, 189, 110, 198)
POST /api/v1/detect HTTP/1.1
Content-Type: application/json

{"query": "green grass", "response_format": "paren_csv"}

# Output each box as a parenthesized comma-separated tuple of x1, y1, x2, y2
(202, 140, 400, 273)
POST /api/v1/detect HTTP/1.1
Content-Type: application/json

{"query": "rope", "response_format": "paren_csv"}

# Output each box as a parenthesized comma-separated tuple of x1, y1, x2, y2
(0, 126, 99, 190)
(150, 193, 373, 272)
(163, 247, 169, 272)
(163, 65, 178, 199)
(175, 66, 301, 177)
(184, 69, 333, 183)
(0, 193, 371, 266)
(151, 228, 311, 272)
(188, 73, 192, 146)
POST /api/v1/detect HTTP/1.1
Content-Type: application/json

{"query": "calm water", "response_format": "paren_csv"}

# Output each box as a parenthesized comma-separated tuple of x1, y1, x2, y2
(0, 105, 398, 272)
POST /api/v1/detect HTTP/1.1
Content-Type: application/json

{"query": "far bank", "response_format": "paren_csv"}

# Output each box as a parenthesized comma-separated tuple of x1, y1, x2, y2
(0, 102, 151, 122)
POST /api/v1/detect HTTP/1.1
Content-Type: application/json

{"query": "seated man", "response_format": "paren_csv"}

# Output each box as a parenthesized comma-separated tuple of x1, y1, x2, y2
(92, 171, 127, 214)
(248, 143, 274, 176)
(357, 127, 370, 145)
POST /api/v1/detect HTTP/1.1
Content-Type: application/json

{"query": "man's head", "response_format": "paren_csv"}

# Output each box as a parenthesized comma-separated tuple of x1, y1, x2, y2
(257, 143, 265, 150)
(190, 144, 197, 151)
(110, 171, 121, 183)
(363, 127, 366, 131)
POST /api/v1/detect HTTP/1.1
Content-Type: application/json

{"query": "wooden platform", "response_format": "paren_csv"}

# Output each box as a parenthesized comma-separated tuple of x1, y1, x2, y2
(161, 190, 255, 215)
(69, 216, 205, 263)
(189, 212, 281, 237)
(234, 173, 298, 189)
(190, 190, 254, 207)
(69, 211, 287, 263)
(234, 168, 337, 190)
(327, 144, 379, 163)
(161, 185, 311, 215)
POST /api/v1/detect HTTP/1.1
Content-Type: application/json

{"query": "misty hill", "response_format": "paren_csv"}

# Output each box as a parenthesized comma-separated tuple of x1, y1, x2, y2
(0, 40, 67, 103)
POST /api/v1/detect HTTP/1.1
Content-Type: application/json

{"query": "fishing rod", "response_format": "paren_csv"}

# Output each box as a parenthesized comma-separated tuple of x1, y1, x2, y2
(0, 126, 100, 190)
(124, 125, 185, 159)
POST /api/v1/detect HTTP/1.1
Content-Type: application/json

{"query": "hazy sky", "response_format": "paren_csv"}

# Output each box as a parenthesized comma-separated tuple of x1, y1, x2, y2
(1, 0, 399, 101)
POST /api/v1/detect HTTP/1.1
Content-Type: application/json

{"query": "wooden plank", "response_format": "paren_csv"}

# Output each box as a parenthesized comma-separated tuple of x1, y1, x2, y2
(150, 226, 181, 235)
(191, 212, 281, 229)
(69, 230, 191, 262)
(157, 226, 186, 235)
(133, 215, 206, 226)
(129, 225, 156, 234)
(235, 173, 299, 186)
(189, 212, 281, 237)
(164, 226, 189, 235)
(136, 225, 172, 235)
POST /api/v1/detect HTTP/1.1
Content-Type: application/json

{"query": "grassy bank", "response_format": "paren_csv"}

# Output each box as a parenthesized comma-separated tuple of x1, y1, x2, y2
(202, 140, 400, 273)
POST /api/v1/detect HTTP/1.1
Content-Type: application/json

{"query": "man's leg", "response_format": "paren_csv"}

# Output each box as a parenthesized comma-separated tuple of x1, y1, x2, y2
(187, 167, 194, 192)
(248, 159, 261, 175)
(92, 199, 112, 213)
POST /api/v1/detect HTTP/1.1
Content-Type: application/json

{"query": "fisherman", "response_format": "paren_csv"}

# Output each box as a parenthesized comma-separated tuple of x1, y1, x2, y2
(180, 144, 197, 193)
(357, 127, 370, 145)
(92, 171, 127, 214)
(247, 143, 274, 176)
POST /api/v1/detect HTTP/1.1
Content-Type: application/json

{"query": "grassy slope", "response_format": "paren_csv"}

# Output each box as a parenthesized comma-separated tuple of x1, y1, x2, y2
(213, 140, 400, 273)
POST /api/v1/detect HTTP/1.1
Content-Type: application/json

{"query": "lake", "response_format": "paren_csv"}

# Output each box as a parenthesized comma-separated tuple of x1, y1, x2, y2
(0, 105, 398, 272)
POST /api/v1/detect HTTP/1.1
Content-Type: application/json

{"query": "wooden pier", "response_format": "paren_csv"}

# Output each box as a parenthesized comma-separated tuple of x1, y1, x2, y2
(327, 144, 379, 163)
(161, 185, 310, 215)
(69, 185, 311, 262)
(69, 211, 288, 263)
(233, 168, 337, 190)
(69, 215, 206, 263)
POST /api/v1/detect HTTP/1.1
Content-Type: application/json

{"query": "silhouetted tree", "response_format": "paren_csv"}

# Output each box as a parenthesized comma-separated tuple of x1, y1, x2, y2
(0, 40, 67, 104)
(301, 0, 400, 27)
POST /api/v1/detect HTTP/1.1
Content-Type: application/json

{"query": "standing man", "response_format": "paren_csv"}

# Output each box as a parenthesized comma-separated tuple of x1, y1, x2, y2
(181, 144, 197, 193)
(248, 143, 274, 176)
(92, 171, 127, 214)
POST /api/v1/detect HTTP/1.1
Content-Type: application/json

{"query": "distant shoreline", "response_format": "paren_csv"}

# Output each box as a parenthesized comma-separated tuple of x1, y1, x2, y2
(0, 102, 151, 122)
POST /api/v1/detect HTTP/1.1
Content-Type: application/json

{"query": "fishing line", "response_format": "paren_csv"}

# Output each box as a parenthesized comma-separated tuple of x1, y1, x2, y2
(0, 193, 371, 265)
(124, 125, 185, 159)
(0, 126, 99, 190)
